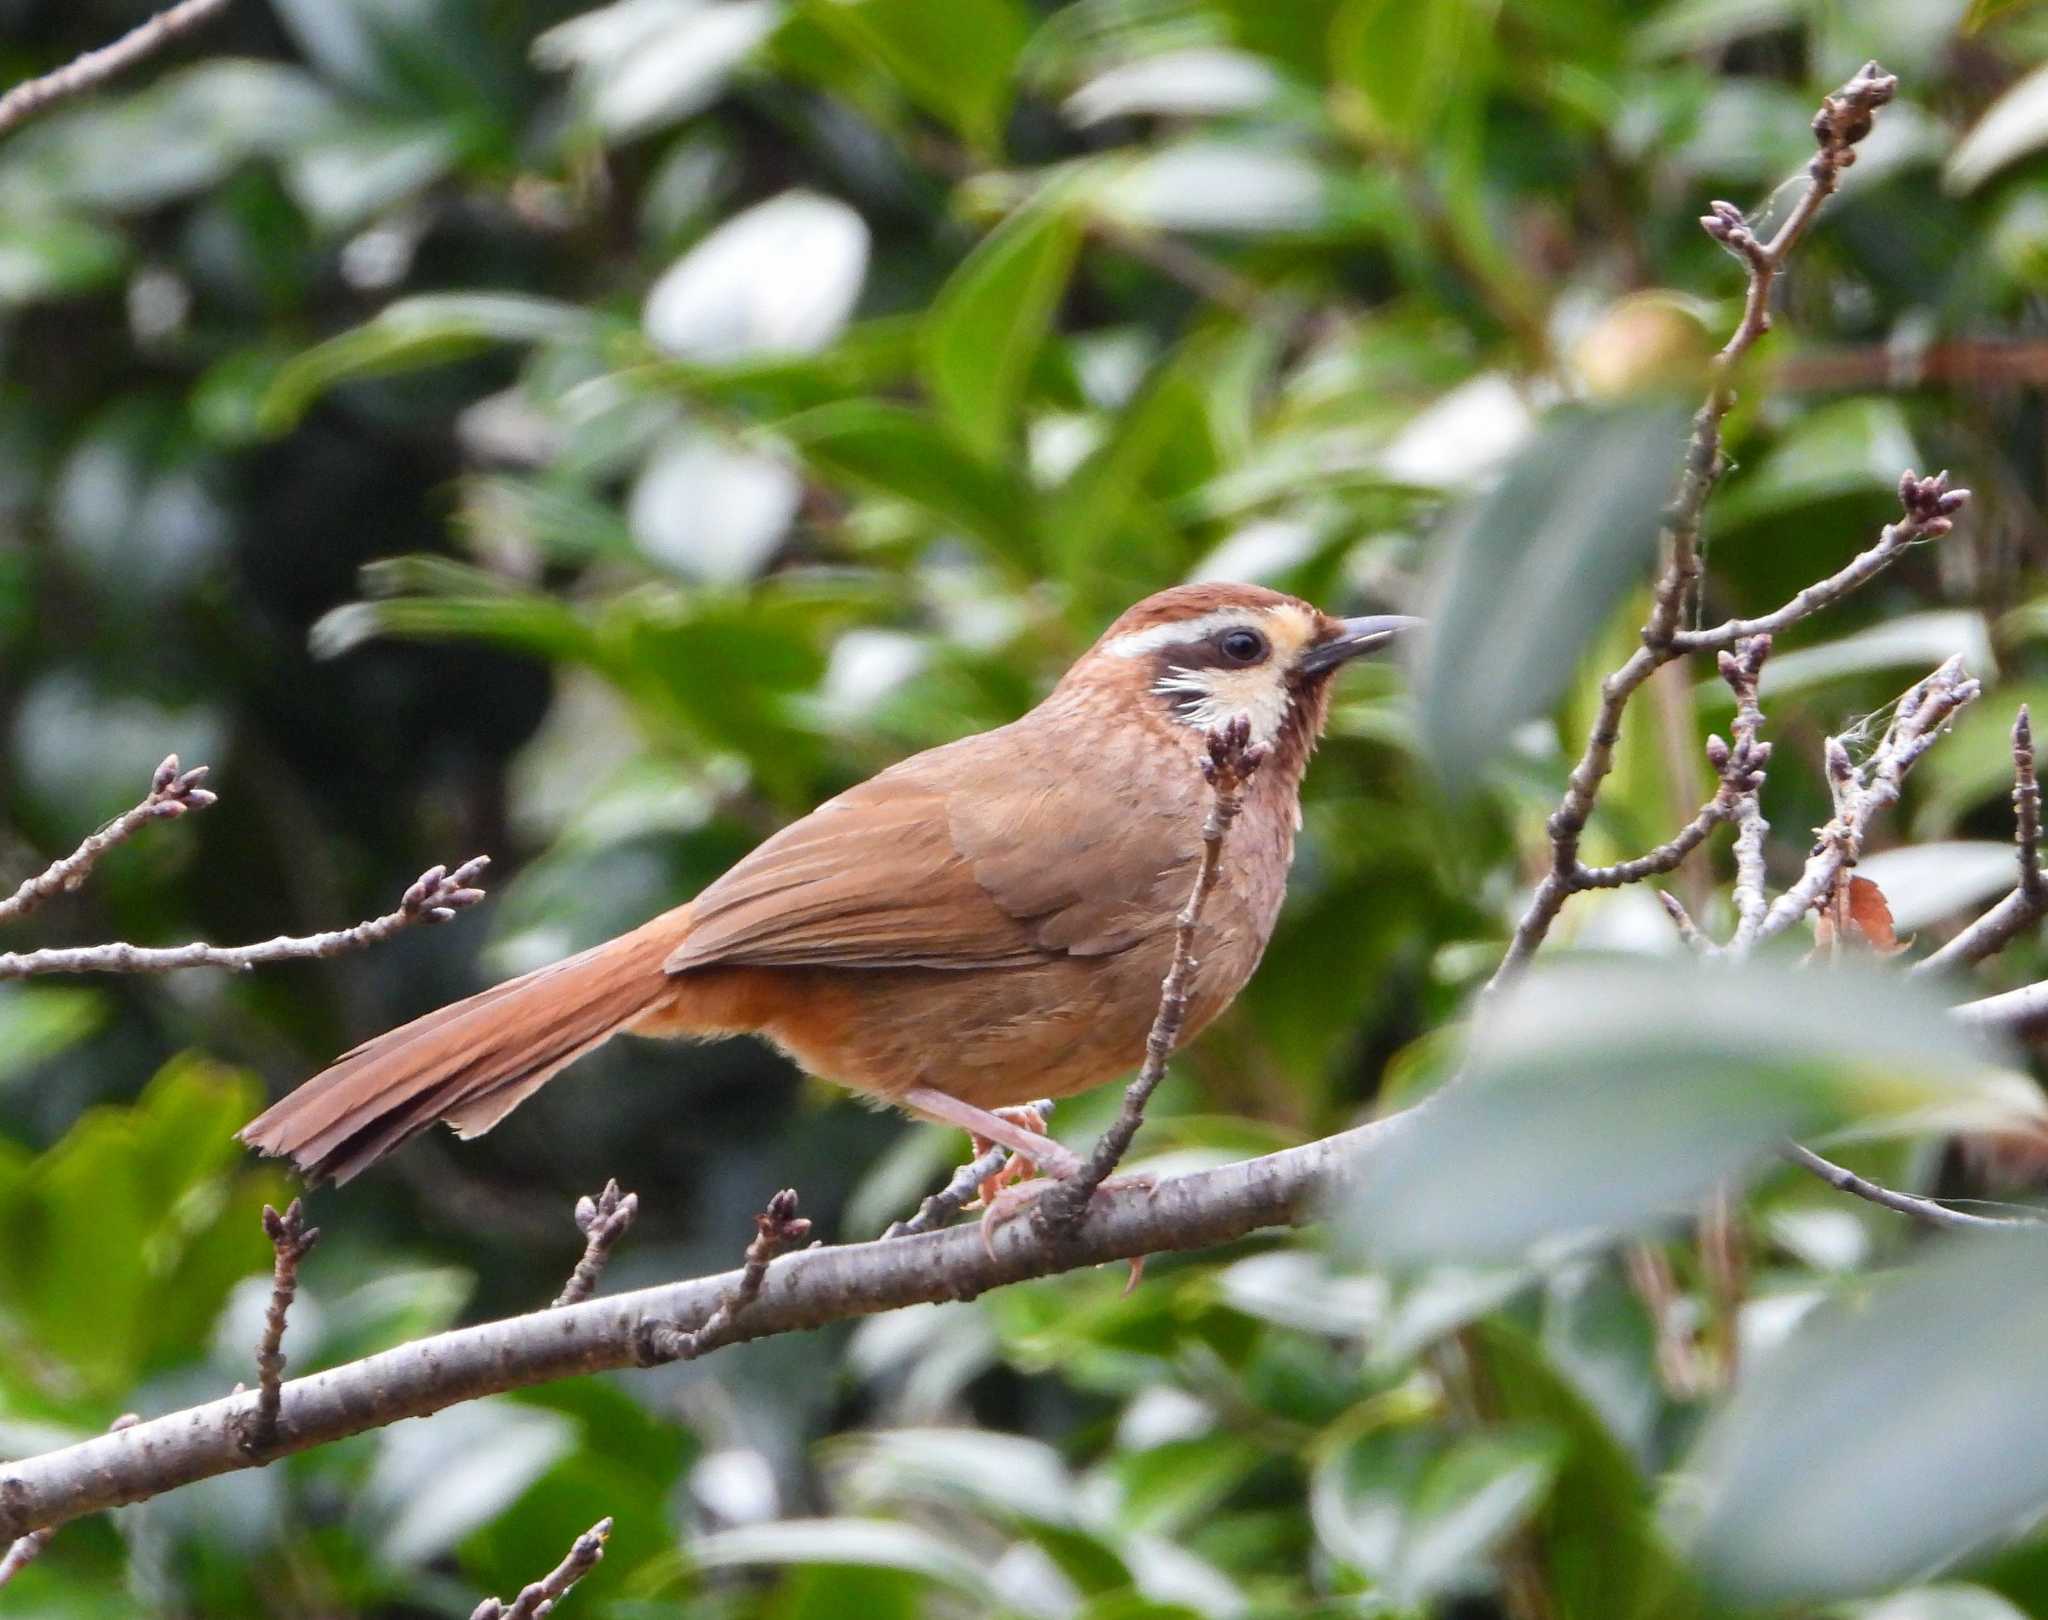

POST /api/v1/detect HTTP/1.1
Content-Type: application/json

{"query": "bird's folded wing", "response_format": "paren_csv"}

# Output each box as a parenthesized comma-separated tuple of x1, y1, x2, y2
(663, 734, 1202, 974)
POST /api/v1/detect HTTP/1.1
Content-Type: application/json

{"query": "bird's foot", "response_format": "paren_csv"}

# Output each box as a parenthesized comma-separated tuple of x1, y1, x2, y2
(978, 1168, 1158, 1257)
(969, 1105, 1055, 1206)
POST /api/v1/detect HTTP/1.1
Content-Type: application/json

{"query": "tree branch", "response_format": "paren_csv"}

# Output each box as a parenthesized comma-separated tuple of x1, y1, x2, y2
(637, 1189, 813, 1363)
(471, 1518, 611, 1620)
(0, 1114, 1412, 1542)
(884, 1102, 1055, 1239)
(1915, 705, 2048, 975)
(0, 755, 215, 927)
(1778, 1142, 2042, 1231)
(1040, 717, 1265, 1227)
(1670, 470, 1967, 654)
(553, 1180, 639, 1309)
(0, 1415, 136, 1589)
(1486, 62, 1902, 990)
(234, 1201, 320, 1457)
(0, 855, 490, 979)
(0, 0, 234, 138)
(1752, 653, 1980, 946)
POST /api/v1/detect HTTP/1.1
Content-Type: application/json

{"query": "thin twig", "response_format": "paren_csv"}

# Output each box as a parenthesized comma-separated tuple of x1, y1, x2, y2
(1915, 705, 2048, 974)
(637, 1190, 812, 1364)
(1038, 717, 1266, 1230)
(0, 0, 233, 138)
(1486, 63, 1901, 990)
(1670, 471, 1967, 653)
(236, 1201, 320, 1456)
(1623, 1243, 1703, 1399)
(1779, 1143, 2043, 1231)
(471, 1517, 612, 1620)
(1754, 652, 1980, 946)
(0, 856, 489, 979)
(885, 1102, 1055, 1239)
(0, 755, 214, 927)
(1657, 891, 1714, 953)
(553, 1180, 639, 1308)
(1698, 1184, 1745, 1388)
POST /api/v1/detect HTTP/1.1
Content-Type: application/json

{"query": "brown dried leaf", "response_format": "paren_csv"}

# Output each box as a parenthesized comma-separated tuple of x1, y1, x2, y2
(1814, 875, 1908, 956)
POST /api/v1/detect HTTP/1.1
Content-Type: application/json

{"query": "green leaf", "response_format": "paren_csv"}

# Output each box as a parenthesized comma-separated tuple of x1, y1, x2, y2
(1947, 61, 2048, 193)
(643, 190, 870, 363)
(801, 0, 1031, 152)
(1710, 397, 1921, 530)
(1675, 1237, 2048, 1605)
(0, 216, 128, 306)
(1478, 1319, 1697, 1620)
(1416, 400, 1692, 794)
(922, 186, 1084, 458)
(361, 1400, 576, 1567)
(778, 400, 1038, 567)
(1342, 957, 2040, 1265)
(827, 1427, 1077, 1526)
(1398, 1428, 1563, 1603)
(0, 986, 104, 1090)
(1330, 0, 1494, 152)
(261, 296, 598, 433)
(536, 0, 784, 142)
(687, 1517, 998, 1597)
(1858, 1589, 2038, 1620)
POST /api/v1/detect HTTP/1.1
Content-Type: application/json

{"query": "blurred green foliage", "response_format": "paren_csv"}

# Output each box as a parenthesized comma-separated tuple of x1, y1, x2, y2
(9, 0, 2048, 1614)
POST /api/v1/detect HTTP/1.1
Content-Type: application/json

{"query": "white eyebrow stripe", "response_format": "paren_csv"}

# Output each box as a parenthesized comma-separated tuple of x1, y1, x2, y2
(1103, 608, 1268, 659)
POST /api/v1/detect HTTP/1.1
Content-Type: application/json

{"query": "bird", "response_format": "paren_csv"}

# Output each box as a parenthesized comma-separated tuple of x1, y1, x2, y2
(239, 582, 1417, 1187)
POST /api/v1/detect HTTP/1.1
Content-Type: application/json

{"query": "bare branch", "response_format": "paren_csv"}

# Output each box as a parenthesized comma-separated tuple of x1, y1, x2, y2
(235, 1201, 320, 1457)
(1039, 717, 1265, 1228)
(472, 1518, 611, 1620)
(553, 1181, 639, 1309)
(1656, 890, 1713, 953)
(0, 1415, 136, 1589)
(1723, 637, 1775, 949)
(1754, 654, 1980, 946)
(1624, 1242, 1704, 1399)
(885, 1101, 1055, 1239)
(0, 755, 214, 928)
(1779, 1143, 2042, 1231)
(1915, 705, 2048, 975)
(0, 1114, 1412, 1542)
(0, 855, 489, 980)
(1671, 471, 1968, 654)
(0, 0, 233, 138)
(1952, 979, 2048, 1038)
(637, 1189, 812, 1364)
(1488, 63, 1901, 990)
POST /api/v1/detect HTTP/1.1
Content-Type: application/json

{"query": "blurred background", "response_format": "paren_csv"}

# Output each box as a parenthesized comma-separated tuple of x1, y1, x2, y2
(5, 0, 2048, 1614)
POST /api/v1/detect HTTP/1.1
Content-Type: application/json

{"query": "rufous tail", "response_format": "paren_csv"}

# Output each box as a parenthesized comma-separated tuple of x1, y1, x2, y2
(239, 915, 682, 1185)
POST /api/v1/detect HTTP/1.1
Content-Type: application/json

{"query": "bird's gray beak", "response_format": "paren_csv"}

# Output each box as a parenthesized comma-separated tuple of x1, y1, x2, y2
(1298, 614, 1423, 674)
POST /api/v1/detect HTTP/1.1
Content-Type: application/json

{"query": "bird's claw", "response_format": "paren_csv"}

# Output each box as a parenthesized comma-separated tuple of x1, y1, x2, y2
(977, 1168, 1158, 1259)
(970, 1105, 1055, 1206)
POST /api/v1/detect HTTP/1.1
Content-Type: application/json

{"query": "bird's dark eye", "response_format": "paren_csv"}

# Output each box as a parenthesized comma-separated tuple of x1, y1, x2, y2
(1218, 628, 1268, 665)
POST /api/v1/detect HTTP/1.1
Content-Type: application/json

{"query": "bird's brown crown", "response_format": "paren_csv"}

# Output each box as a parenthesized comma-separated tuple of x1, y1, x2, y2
(1087, 581, 1331, 649)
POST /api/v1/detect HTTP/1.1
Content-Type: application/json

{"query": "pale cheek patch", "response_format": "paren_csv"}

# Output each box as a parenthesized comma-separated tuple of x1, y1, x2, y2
(1154, 664, 1294, 746)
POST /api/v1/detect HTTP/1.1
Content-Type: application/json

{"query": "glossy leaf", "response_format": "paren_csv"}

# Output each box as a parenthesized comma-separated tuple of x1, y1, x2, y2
(923, 186, 1085, 458)
(779, 400, 1038, 566)
(1342, 956, 2039, 1264)
(261, 296, 598, 432)
(801, 0, 1030, 151)
(1677, 1237, 2048, 1604)
(1416, 400, 1692, 793)
(644, 190, 870, 362)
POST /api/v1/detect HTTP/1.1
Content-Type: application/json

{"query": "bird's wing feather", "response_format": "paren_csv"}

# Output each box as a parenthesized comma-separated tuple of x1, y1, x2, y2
(663, 725, 1203, 975)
